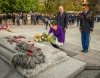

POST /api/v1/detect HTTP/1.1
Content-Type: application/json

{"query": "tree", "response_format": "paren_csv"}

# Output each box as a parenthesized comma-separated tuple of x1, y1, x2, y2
(38, 0, 82, 14)
(62, 0, 81, 11)
(0, 0, 39, 13)
(39, 0, 61, 14)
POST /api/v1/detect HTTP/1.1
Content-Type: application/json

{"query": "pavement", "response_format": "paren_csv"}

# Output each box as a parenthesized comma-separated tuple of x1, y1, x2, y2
(0, 22, 100, 78)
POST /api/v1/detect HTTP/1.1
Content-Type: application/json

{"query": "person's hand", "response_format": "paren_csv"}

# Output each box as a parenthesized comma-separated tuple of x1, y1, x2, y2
(48, 33, 53, 37)
(90, 31, 92, 34)
(80, 30, 81, 33)
(64, 28, 67, 31)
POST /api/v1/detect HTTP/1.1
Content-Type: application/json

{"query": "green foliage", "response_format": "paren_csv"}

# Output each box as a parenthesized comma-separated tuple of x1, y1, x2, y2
(38, 0, 60, 14)
(0, 0, 82, 13)
(38, 0, 82, 14)
(0, 0, 39, 13)
(49, 35, 56, 44)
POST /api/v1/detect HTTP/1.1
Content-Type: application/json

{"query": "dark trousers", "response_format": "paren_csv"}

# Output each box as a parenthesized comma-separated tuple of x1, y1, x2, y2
(81, 33, 90, 51)
(17, 20, 20, 26)
(0, 20, 2, 24)
(77, 21, 79, 27)
(45, 22, 50, 29)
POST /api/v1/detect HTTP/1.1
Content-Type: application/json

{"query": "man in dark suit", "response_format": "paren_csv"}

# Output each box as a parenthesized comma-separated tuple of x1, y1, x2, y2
(56, 6, 68, 33)
(80, 5, 94, 53)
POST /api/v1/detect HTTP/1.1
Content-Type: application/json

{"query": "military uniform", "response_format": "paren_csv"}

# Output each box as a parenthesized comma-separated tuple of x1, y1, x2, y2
(80, 11, 94, 52)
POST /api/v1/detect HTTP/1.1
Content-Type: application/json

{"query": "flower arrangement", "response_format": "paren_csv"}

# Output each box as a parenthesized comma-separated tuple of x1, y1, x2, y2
(34, 32, 56, 43)
(0, 24, 13, 32)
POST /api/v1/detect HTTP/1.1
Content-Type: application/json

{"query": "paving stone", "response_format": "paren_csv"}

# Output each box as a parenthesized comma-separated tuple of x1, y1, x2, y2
(85, 66, 100, 70)
(73, 55, 88, 61)
(0, 58, 11, 78)
(35, 57, 86, 78)
(74, 55, 100, 66)
(91, 54, 100, 61)
(78, 51, 99, 57)
(0, 56, 24, 78)
(75, 70, 100, 78)
(7, 71, 24, 78)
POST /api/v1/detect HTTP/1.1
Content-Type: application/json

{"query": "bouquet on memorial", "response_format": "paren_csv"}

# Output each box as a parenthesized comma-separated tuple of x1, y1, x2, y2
(0, 24, 13, 32)
(34, 32, 48, 42)
(34, 32, 56, 43)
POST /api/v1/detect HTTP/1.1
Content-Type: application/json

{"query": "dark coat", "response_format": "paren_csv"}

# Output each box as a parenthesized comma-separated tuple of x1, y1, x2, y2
(80, 11, 94, 33)
(56, 12, 68, 30)
(7, 14, 11, 19)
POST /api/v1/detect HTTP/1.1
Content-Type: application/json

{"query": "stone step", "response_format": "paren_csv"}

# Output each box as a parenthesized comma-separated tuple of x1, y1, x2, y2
(35, 57, 86, 78)
(0, 55, 24, 78)
(74, 70, 100, 78)
(0, 31, 86, 78)
(60, 43, 82, 57)
(0, 44, 14, 62)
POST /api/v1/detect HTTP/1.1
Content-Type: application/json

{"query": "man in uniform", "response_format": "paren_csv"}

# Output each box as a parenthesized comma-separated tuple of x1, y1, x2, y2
(80, 4, 94, 53)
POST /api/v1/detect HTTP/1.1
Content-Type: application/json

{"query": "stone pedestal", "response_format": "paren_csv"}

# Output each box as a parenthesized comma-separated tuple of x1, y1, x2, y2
(0, 31, 87, 78)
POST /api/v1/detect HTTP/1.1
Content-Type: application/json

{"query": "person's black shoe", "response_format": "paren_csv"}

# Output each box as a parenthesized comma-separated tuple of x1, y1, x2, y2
(84, 50, 88, 53)
(81, 50, 85, 52)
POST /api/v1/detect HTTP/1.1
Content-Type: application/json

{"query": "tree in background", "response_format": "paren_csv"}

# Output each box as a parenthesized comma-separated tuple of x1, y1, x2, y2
(62, 0, 81, 11)
(38, 0, 60, 14)
(0, 0, 39, 13)
(0, 0, 82, 13)
(38, 0, 82, 14)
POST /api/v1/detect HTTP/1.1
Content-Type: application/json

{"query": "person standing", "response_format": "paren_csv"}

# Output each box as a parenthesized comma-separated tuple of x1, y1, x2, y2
(7, 13, 12, 25)
(80, 5, 94, 53)
(0, 14, 2, 25)
(3, 13, 7, 24)
(12, 13, 16, 25)
(56, 6, 68, 33)
(45, 14, 49, 29)
(77, 13, 81, 27)
(20, 12, 23, 25)
(31, 13, 36, 25)
(71, 14, 75, 25)
(68, 14, 72, 26)
(27, 13, 31, 25)
(16, 13, 20, 26)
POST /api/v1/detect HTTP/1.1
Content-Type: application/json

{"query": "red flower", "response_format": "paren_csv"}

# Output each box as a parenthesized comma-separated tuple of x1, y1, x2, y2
(27, 51, 33, 56)
(18, 36, 22, 38)
(37, 48, 41, 51)
(28, 40, 31, 42)
(12, 39, 16, 42)
(86, 15, 89, 19)
(62, 14, 64, 16)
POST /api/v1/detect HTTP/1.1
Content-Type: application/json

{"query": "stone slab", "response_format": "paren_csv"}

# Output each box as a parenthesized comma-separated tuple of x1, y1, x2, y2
(0, 31, 87, 78)
(75, 70, 100, 78)
(60, 43, 81, 57)
(0, 35, 69, 77)
(85, 66, 100, 70)
(0, 56, 24, 78)
(73, 54, 100, 66)
(35, 57, 86, 78)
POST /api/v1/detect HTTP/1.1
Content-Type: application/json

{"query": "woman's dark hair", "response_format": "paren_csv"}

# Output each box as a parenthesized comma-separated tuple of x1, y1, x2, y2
(51, 20, 57, 26)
